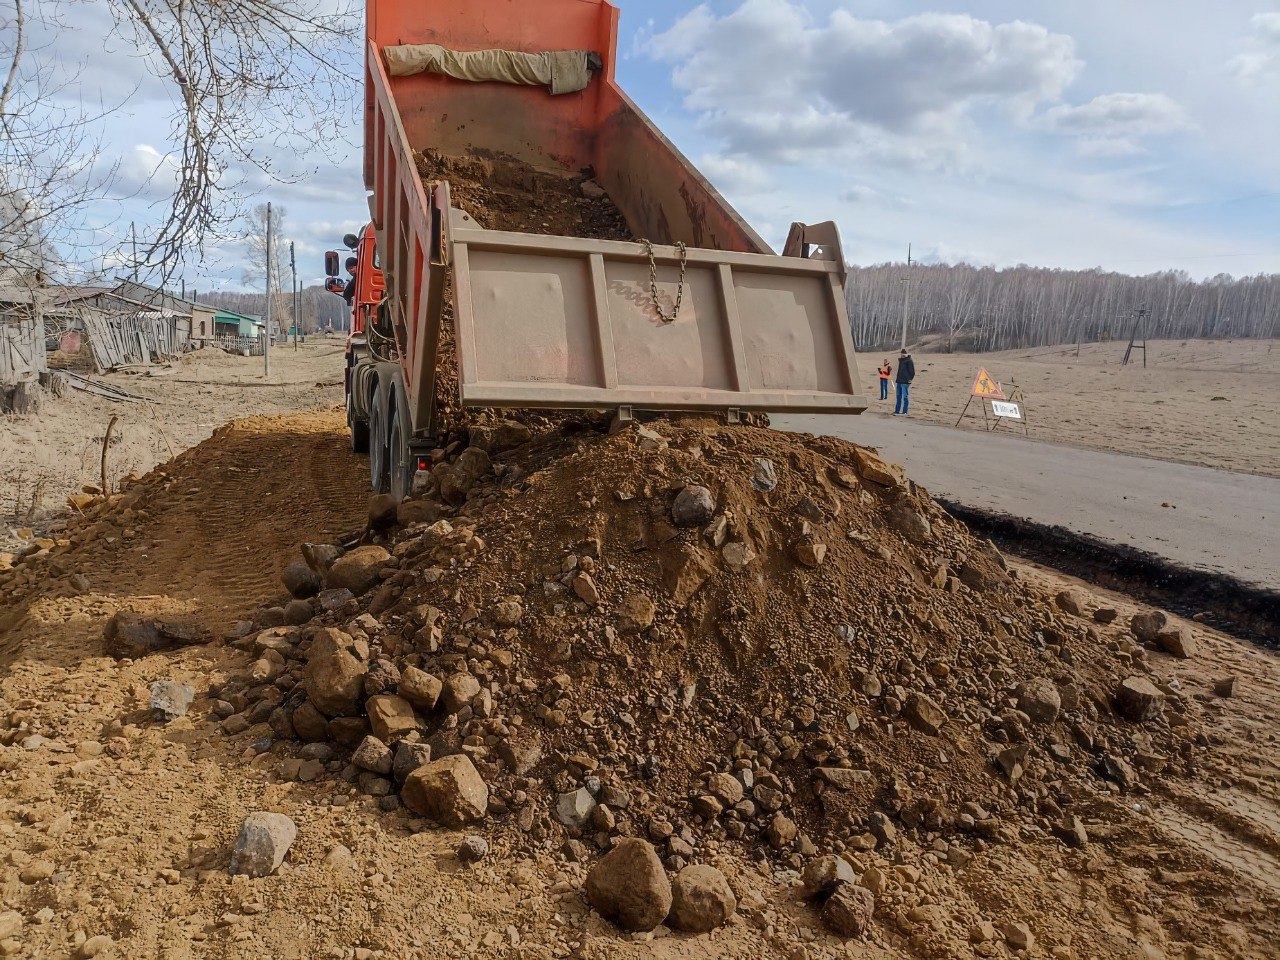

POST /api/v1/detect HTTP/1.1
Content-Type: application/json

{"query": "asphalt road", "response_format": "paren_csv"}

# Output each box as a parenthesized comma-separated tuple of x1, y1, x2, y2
(773, 411, 1280, 590)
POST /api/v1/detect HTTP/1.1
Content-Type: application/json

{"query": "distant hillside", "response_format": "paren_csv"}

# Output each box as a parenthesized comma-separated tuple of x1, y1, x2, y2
(846, 263, 1279, 352)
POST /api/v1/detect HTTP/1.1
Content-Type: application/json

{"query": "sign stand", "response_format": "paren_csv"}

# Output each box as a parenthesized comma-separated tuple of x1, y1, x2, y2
(955, 368, 1030, 437)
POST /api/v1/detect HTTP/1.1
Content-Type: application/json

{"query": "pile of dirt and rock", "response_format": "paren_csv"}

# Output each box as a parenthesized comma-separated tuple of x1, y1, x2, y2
(193, 413, 1213, 946)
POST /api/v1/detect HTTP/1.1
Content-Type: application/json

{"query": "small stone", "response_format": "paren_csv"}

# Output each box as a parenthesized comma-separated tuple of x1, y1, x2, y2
(721, 542, 756, 569)
(750, 458, 778, 492)
(672, 485, 716, 527)
(292, 701, 329, 741)
(229, 812, 297, 877)
(793, 540, 827, 568)
(903, 692, 946, 736)
(706, 771, 744, 804)
(767, 813, 798, 848)
(399, 666, 443, 710)
(1115, 676, 1164, 722)
(491, 600, 524, 627)
(853, 448, 900, 487)
(1054, 815, 1088, 848)
(1093, 607, 1118, 624)
(302, 628, 368, 717)
(0, 913, 20, 940)
(281, 559, 322, 599)
(149, 681, 195, 721)
(402, 755, 488, 827)
(441, 673, 481, 713)
(352, 735, 394, 774)
(77, 935, 114, 958)
(668, 864, 737, 932)
(801, 855, 856, 899)
(282, 599, 314, 625)
(572, 572, 601, 606)
(616, 593, 656, 634)
(362, 658, 401, 697)
(458, 835, 490, 862)
(554, 787, 597, 830)
(368, 493, 398, 528)
(585, 838, 672, 932)
(1129, 611, 1167, 643)
(392, 740, 432, 782)
(1016, 678, 1061, 724)
(821, 883, 875, 937)
(1001, 921, 1035, 952)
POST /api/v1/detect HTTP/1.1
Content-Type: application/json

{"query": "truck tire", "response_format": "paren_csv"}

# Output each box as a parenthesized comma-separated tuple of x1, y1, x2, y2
(388, 403, 414, 502)
(347, 389, 370, 454)
(368, 376, 392, 493)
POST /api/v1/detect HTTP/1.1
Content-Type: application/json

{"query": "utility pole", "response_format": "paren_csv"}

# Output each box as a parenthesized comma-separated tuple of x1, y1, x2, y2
(899, 243, 914, 351)
(264, 202, 273, 378)
(130, 222, 138, 281)
(290, 240, 298, 351)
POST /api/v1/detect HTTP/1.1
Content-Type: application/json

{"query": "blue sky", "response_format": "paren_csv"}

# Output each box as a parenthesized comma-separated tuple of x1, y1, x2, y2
(25, 0, 1280, 291)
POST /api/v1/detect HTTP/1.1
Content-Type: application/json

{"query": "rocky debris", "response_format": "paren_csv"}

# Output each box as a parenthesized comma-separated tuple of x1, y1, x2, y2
(1154, 627, 1198, 659)
(1001, 921, 1035, 952)
(302, 542, 342, 575)
(149, 680, 194, 721)
(751, 458, 778, 492)
(1055, 590, 1085, 616)
(402, 755, 488, 826)
(821, 883, 875, 937)
(393, 741, 432, 783)
(398, 666, 442, 710)
(440, 672, 480, 713)
(668, 864, 737, 932)
(554, 787, 597, 831)
(368, 493, 398, 529)
(281, 559, 322, 598)
(1129, 610, 1167, 643)
(903, 692, 946, 736)
(801, 855, 857, 899)
(1054, 815, 1089, 848)
(75, 935, 114, 958)
(1213, 676, 1236, 698)
(352, 735, 394, 775)
(1115, 676, 1164, 722)
(366, 694, 419, 741)
(325, 545, 391, 594)
(671, 485, 715, 527)
(1016, 677, 1061, 724)
(229, 812, 297, 877)
(102, 611, 206, 659)
(283, 599, 314, 625)
(303, 628, 369, 716)
(585, 838, 672, 933)
(1093, 606, 1118, 624)
(616, 593, 656, 634)
(571, 571, 601, 606)
(852, 448, 899, 487)
(793, 540, 827, 568)
(458, 835, 490, 863)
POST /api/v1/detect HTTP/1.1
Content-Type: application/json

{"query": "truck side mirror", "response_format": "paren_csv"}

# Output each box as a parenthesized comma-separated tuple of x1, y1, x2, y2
(325, 277, 346, 295)
(325, 251, 340, 276)
(343, 233, 360, 250)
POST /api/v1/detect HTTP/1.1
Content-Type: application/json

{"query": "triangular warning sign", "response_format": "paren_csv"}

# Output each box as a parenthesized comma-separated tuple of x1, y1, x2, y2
(971, 368, 1006, 399)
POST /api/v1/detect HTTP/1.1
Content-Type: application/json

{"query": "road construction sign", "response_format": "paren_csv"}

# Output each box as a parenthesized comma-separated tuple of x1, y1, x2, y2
(971, 368, 1006, 399)
(991, 400, 1022, 420)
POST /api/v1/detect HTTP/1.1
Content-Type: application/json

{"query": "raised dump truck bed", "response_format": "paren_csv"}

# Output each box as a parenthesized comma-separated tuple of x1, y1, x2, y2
(346, 0, 866, 496)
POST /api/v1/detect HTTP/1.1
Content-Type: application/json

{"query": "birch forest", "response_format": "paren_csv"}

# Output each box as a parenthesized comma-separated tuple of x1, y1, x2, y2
(845, 264, 1280, 353)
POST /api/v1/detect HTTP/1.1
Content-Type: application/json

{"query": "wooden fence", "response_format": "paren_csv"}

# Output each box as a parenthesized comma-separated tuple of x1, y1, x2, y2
(80, 308, 182, 371)
(0, 317, 47, 385)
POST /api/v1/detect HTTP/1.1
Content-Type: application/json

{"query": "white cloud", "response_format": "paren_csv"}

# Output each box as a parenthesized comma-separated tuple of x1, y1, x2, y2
(644, 1, 1082, 168)
(109, 145, 181, 201)
(1041, 92, 1191, 155)
(1229, 12, 1280, 81)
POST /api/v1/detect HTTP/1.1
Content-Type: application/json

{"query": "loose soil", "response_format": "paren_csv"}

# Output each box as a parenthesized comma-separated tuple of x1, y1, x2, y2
(2, 409, 1277, 958)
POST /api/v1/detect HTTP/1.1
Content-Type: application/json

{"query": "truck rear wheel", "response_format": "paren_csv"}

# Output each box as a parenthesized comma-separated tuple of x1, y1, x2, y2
(388, 406, 414, 502)
(369, 377, 391, 493)
(347, 389, 370, 454)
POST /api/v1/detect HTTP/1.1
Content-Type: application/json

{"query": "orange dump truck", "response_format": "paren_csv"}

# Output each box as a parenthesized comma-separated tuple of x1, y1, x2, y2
(329, 0, 866, 496)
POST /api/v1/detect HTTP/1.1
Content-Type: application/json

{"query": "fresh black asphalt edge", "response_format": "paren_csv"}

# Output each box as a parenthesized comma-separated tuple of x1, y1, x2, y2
(939, 500, 1280, 650)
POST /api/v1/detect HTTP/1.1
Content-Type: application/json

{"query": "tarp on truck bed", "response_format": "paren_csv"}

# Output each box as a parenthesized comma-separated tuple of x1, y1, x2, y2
(383, 44, 592, 96)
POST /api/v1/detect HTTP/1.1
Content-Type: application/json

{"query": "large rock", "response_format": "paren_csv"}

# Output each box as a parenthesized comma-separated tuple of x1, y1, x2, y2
(281, 559, 322, 599)
(365, 694, 419, 742)
(401, 754, 488, 827)
(852, 449, 900, 488)
(352, 735, 394, 774)
(302, 628, 368, 717)
(301, 542, 342, 575)
(367, 493, 398, 529)
(1115, 676, 1164, 722)
(616, 593, 656, 634)
(291, 701, 329, 742)
(801, 855, 857, 899)
(102, 611, 165, 659)
(668, 864, 737, 933)
(1129, 611, 1167, 643)
(903, 692, 946, 736)
(149, 681, 194, 721)
(440, 672, 481, 713)
(398, 666, 442, 711)
(821, 883, 875, 937)
(1016, 678, 1061, 724)
(585, 838, 672, 932)
(1155, 628, 1198, 659)
(229, 812, 296, 877)
(324, 546, 391, 595)
(671, 485, 716, 527)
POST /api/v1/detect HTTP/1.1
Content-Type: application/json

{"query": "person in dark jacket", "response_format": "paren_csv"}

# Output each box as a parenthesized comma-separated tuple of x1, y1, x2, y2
(893, 348, 915, 415)
(342, 256, 358, 306)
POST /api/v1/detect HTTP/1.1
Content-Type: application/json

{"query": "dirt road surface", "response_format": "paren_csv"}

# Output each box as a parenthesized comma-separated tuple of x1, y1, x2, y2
(1, 410, 1279, 958)
(774, 412, 1280, 591)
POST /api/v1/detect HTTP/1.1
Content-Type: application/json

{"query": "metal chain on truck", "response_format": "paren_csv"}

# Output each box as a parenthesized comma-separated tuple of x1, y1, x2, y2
(640, 239, 687, 323)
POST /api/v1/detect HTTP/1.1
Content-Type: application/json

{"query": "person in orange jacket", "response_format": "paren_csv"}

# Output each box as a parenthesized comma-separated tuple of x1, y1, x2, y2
(877, 358, 892, 400)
